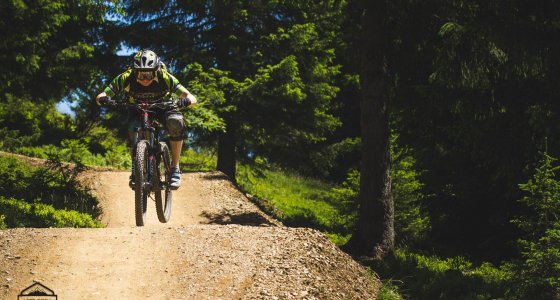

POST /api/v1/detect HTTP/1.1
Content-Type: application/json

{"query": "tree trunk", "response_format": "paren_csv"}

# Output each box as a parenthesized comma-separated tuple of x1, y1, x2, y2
(214, 3, 238, 183)
(346, 0, 395, 259)
(217, 118, 236, 183)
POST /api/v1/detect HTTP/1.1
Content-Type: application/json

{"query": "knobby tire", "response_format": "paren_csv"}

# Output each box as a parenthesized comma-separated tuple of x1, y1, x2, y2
(134, 141, 149, 226)
(155, 142, 172, 223)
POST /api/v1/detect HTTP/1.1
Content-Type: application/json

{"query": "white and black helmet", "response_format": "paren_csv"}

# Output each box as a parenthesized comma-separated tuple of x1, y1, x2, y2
(133, 49, 160, 71)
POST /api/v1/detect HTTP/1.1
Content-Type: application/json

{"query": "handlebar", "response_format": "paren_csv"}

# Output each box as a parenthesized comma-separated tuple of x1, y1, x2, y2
(102, 98, 178, 110)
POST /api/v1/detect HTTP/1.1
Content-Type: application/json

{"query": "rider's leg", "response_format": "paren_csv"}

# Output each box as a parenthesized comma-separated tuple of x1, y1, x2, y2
(165, 110, 186, 189)
(170, 140, 182, 168)
(128, 117, 141, 189)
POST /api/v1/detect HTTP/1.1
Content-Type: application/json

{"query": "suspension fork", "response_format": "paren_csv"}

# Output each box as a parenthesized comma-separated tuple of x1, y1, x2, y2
(141, 109, 158, 187)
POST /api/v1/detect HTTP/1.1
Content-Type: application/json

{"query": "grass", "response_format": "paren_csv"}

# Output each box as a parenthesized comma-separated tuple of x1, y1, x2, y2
(237, 163, 354, 245)
(364, 248, 510, 300)
(180, 148, 217, 171)
(0, 197, 102, 228)
(0, 153, 103, 228)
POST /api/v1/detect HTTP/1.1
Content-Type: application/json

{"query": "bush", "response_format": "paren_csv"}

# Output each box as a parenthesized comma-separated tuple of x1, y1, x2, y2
(236, 161, 353, 244)
(181, 148, 217, 171)
(378, 280, 405, 300)
(0, 214, 6, 229)
(15, 139, 130, 169)
(330, 148, 430, 246)
(0, 153, 102, 226)
(367, 248, 509, 300)
(505, 151, 560, 299)
(0, 197, 101, 228)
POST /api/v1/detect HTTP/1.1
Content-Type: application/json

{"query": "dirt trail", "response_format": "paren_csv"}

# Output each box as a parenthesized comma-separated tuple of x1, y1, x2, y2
(0, 170, 379, 299)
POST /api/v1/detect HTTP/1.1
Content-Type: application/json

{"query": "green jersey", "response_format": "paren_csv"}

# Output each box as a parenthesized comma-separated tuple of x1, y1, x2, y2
(103, 68, 189, 103)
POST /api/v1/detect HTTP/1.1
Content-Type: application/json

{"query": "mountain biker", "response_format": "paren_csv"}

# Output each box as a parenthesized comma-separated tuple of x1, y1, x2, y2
(95, 49, 197, 190)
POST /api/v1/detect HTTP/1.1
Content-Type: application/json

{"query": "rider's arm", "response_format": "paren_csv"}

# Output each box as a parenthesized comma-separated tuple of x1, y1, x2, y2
(95, 92, 108, 105)
(163, 71, 197, 106)
(96, 69, 133, 105)
(178, 90, 197, 105)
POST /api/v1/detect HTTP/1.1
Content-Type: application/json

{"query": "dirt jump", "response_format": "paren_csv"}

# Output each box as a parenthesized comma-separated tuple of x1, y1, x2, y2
(0, 169, 379, 299)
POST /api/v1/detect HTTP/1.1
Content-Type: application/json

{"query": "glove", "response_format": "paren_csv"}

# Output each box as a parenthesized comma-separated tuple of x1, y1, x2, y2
(97, 96, 111, 106)
(177, 97, 191, 108)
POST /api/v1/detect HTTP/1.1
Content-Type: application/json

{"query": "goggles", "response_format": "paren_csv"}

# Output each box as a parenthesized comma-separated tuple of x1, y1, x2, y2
(137, 71, 155, 81)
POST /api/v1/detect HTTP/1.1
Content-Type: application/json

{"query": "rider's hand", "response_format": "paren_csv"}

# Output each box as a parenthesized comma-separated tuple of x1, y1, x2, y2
(177, 98, 191, 108)
(97, 95, 111, 106)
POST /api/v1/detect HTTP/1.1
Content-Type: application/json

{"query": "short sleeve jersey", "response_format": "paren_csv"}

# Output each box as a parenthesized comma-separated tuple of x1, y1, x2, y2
(103, 68, 189, 103)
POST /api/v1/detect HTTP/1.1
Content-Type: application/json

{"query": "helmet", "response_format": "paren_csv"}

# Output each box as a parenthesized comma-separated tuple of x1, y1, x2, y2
(133, 49, 160, 71)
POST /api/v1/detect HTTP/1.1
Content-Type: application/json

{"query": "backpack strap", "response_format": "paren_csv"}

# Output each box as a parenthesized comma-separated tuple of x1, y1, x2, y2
(160, 68, 177, 92)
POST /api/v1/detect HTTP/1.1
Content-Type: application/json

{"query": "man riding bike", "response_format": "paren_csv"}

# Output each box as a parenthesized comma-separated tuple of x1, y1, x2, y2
(95, 49, 197, 190)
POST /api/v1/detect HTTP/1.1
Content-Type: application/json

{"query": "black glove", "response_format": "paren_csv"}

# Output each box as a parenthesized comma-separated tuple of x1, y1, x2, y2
(177, 98, 191, 108)
(97, 96, 111, 106)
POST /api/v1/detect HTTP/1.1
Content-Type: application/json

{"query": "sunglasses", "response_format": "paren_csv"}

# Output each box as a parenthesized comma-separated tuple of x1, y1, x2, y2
(137, 71, 155, 81)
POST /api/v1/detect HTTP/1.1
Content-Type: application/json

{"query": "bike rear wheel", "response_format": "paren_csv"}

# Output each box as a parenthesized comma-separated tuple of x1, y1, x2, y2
(134, 141, 149, 226)
(155, 142, 172, 223)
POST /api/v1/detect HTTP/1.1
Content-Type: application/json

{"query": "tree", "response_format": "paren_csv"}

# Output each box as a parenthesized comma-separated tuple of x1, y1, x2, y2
(507, 151, 560, 299)
(0, 0, 116, 148)
(345, 0, 395, 259)
(0, 0, 114, 101)
(114, 0, 343, 182)
(392, 0, 560, 261)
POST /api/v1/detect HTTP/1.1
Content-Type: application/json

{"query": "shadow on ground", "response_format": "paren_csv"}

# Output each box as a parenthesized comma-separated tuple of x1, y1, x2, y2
(201, 211, 276, 226)
(201, 173, 231, 181)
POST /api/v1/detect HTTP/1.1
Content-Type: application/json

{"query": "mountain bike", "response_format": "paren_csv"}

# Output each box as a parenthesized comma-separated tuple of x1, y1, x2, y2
(107, 100, 175, 226)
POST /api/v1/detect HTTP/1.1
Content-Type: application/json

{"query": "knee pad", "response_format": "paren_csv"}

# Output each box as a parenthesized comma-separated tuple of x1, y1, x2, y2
(166, 112, 185, 141)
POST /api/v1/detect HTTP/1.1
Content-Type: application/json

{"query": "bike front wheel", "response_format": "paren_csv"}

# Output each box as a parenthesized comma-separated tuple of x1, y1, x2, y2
(134, 141, 149, 226)
(155, 142, 172, 223)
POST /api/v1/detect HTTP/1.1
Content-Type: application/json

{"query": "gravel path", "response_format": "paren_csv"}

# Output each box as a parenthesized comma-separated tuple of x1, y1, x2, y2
(0, 170, 379, 299)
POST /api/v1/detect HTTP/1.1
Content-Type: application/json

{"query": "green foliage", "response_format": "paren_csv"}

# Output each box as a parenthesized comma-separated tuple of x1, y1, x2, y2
(15, 134, 130, 170)
(0, 0, 113, 102)
(0, 214, 6, 229)
(118, 0, 343, 174)
(181, 148, 217, 172)
(516, 152, 560, 235)
(506, 151, 560, 299)
(392, 0, 560, 262)
(231, 133, 428, 248)
(309, 137, 361, 179)
(0, 153, 101, 220)
(0, 197, 102, 228)
(0, 96, 131, 169)
(0, 97, 51, 150)
(329, 137, 430, 245)
(369, 248, 509, 300)
(391, 139, 430, 245)
(330, 169, 359, 218)
(378, 280, 404, 300)
(183, 63, 230, 134)
(237, 161, 353, 245)
(2, 1, 560, 298)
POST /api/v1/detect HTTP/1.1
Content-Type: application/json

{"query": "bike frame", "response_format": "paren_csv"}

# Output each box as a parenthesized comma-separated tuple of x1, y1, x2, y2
(104, 99, 176, 226)
(134, 102, 160, 190)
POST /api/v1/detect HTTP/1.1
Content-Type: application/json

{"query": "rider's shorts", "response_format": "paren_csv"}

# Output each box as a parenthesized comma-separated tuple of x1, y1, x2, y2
(127, 107, 186, 144)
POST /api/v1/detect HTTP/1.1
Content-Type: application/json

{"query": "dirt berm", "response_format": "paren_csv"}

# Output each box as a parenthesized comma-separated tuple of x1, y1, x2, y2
(0, 166, 379, 299)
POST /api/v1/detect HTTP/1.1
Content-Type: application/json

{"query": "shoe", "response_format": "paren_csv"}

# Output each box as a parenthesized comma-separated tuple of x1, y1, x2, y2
(129, 160, 135, 189)
(129, 174, 135, 189)
(170, 167, 181, 190)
